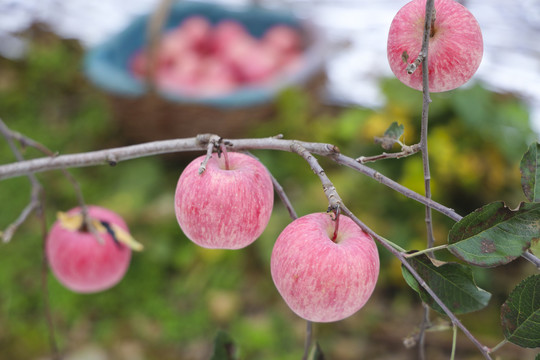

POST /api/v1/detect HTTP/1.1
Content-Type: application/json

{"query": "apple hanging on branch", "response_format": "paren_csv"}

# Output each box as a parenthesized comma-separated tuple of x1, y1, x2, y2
(46, 206, 142, 293)
(387, 0, 483, 92)
(174, 151, 274, 249)
(271, 212, 380, 322)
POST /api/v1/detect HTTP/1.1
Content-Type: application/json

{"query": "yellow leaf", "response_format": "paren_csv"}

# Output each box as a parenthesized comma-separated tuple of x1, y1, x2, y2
(57, 211, 143, 251)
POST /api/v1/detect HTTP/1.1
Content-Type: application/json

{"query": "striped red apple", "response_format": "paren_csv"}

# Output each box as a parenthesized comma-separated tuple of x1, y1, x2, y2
(175, 152, 274, 249)
(271, 213, 380, 322)
(387, 0, 483, 92)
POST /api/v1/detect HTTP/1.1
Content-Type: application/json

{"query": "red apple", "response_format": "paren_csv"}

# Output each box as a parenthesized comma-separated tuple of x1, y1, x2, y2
(175, 152, 274, 249)
(46, 206, 132, 293)
(387, 0, 483, 92)
(271, 212, 379, 322)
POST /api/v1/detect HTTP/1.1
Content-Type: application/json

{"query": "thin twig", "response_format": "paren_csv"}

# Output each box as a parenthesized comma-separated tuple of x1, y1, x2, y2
(522, 251, 540, 270)
(0, 120, 62, 358)
(420, 0, 436, 251)
(290, 142, 342, 211)
(357, 143, 421, 163)
(199, 135, 221, 174)
(450, 323, 457, 360)
(489, 338, 508, 354)
(404, 244, 448, 258)
(415, 1, 436, 357)
(302, 321, 313, 360)
(0, 119, 43, 243)
(2, 125, 103, 243)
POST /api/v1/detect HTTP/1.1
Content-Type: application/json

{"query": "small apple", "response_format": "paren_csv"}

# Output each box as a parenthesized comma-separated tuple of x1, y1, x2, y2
(46, 206, 136, 293)
(271, 212, 379, 322)
(175, 152, 274, 249)
(387, 0, 483, 92)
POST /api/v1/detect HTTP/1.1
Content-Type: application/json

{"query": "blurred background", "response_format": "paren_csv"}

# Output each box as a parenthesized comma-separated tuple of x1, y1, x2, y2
(0, 0, 539, 359)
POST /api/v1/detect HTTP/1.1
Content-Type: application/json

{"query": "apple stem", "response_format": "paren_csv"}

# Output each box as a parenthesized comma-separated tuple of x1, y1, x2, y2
(331, 208, 340, 242)
(220, 143, 230, 170)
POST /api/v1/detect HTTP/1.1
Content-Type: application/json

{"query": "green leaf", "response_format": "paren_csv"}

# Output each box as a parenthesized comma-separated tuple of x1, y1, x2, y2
(210, 330, 238, 360)
(521, 142, 540, 202)
(308, 342, 325, 360)
(535, 353, 540, 360)
(401, 254, 491, 315)
(501, 275, 540, 348)
(447, 202, 538, 267)
(374, 121, 404, 150)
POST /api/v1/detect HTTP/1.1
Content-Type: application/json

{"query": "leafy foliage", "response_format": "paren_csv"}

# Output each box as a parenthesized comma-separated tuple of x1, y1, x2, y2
(0, 31, 537, 360)
(401, 254, 491, 314)
(374, 121, 405, 150)
(501, 275, 540, 348)
(521, 142, 540, 202)
(447, 202, 538, 267)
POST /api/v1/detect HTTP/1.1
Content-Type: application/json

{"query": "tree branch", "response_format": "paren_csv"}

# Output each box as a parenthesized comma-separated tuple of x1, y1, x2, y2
(0, 119, 43, 243)
(357, 143, 421, 163)
(340, 207, 492, 360)
(417, 1, 436, 357)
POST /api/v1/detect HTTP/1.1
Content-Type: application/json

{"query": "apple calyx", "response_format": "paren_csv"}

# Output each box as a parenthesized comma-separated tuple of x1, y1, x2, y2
(56, 211, 143, 251)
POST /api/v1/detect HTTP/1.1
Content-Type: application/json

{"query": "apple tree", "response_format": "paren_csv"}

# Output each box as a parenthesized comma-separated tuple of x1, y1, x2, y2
(0, 0, 539, 359)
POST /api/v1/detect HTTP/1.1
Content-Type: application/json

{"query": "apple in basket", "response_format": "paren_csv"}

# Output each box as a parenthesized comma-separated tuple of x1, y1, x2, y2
(130, 16, 305, 97)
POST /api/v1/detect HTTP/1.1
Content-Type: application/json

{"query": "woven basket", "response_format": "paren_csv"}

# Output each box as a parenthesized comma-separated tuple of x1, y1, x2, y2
(84, 1, 327, 142)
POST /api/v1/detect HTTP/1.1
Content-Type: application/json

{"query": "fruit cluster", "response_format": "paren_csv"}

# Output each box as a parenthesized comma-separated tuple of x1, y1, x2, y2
(46, 0, 484, 324)
(130, 16, 304, 97)
(46, 152, 380, 323)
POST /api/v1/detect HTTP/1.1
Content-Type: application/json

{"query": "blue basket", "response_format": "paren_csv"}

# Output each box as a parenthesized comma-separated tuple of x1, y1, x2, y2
(84, 1, 326, 108)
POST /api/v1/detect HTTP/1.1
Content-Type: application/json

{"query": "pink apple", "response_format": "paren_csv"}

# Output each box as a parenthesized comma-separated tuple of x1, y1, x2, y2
(46, 206, 132, 293)
(387, 0, 483, 92)
(227, 42, 282, 83)
(211, 20, 251, 55)
(157, 50, 202, 94)
(178, 16, 213, 53)
(196, 57, 239, 96)
(157, 29, 191, 67)
(271, 212, 379, 322)
(175, 152, 274, 249)
(263, 25, 302, 54)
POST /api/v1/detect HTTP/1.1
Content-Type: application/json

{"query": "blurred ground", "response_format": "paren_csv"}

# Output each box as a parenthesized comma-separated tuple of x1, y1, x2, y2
(0, 22, 539, 360)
